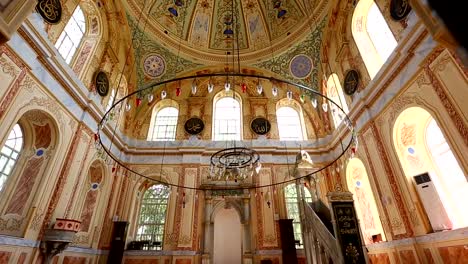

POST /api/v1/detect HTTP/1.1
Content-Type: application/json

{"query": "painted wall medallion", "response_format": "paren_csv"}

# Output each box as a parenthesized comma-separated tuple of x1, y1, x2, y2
(343, 69, 360, 96)
(289, 54, 313, 79)
(36, 0, 63, 24)
(390, 0, 412, 21)
(250, 117, 271, 135)
(184, 117, 204, 135)
(143, 54, 166, 78)
(95, 71, 110, 97)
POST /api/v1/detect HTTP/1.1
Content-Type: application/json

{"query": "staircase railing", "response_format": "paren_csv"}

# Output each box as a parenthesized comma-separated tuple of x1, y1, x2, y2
(301, 199, 343, 264)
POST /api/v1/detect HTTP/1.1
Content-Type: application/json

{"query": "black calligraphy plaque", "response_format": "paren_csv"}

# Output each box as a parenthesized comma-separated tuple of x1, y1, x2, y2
(390, 0, 412, 21)
(36, 0, 63, 24)
(95, 71, 110, 97)
(332, 202, 366, 264)
(250, 117, 271, 135)
(184, 117, 204, 135)
(344, 69, 360, 96)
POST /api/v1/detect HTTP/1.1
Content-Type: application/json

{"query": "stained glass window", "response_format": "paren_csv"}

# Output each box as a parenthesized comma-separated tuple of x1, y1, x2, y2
(136, 184, 170, 249)
(0, 124, 23, 192)
(284, 184, 313, 248)
(55, 6, 86, 64)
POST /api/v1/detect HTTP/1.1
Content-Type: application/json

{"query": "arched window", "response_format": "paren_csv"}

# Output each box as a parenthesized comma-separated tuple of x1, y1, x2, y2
(213, 93, 242, 140)
(393, 107, 468, 229)
(327, 74, 349, 128)
(352, 0, 397, 78)
(55, 6, 86, 63)
(284, 184, 312, 248)
(136, 184, 170, 249)
(148, 106, 179, 141)
(346, 158, 385, 244)
(277, 106, 305, 140)
(0, 124, 23, 192)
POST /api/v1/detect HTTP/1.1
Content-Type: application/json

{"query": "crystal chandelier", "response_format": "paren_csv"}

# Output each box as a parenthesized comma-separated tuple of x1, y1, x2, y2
(209, 147, 261, 182)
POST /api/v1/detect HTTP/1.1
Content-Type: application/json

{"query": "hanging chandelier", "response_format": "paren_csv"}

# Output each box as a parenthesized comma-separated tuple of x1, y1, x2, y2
(209, 147, 261, 183)
(95, 0, 357, 191)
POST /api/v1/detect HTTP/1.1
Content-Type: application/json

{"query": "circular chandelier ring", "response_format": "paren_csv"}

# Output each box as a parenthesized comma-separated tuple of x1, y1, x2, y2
(98, 73, 355, 191)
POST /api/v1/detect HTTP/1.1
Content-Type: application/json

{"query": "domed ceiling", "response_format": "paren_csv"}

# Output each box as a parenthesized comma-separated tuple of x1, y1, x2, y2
(124, 0, 328, 63)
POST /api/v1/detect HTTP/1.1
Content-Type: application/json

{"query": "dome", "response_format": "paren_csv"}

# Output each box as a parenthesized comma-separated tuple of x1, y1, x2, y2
(124, 0, 328, 64)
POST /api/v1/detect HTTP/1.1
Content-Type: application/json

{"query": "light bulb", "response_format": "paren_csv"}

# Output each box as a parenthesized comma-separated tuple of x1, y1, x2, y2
(322, 103, 328, 112)
(225, 82, 231, 91)
(125, 103, 131, 112)
(256, 83, 263, 94)
(255, 162, 262, 173)
(147, 94, 154, 103)
(161, 90, 167, 99)
(287, 90, 292, 100)
(272, 86, 278, 97)
(207, 82, 214, 93)
(311, 98, 318, 108)
(300, 94, 305, 103)
(191, 83, 197, 95)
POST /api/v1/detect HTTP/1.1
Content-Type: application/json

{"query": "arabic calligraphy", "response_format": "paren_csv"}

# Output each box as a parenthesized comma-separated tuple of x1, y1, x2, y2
(95, 71, 109, 97)
(184, 117, 204, 135)
(390, 0, 412, 21)
(36, 0, 62, 24)
(344, 70, 359, 96)
(250, 117, 271, 135)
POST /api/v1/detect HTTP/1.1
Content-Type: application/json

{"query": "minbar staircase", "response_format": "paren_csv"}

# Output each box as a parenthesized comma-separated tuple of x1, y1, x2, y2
(301, 198, 344, 264)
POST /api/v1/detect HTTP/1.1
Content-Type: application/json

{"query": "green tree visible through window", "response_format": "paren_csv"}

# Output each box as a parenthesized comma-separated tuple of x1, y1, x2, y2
(284, 184, 313, 248)
(136, 184, 170, 249)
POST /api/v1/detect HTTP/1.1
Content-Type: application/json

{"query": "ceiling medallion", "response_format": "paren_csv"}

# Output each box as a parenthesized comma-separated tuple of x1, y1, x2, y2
(143, 54, 166, 78)
(289, 54, 313, 79)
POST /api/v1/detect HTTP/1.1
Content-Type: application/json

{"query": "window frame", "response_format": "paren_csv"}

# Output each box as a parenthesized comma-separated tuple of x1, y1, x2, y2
(212, 91, 243, 141)
(0, 124, 24, 193)
(136, 184, 170, 249)
(55, 5, 86, 64)
(147, 100, 179, 141)
(276, 99, 307, 141)
(284, 183, 313, 248)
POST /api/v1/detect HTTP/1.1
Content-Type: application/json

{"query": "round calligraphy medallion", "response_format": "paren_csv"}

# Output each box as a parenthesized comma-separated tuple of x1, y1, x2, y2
(250, 117, 271, 135)
(343, 69, 360, 96)
(289, 54, 313, 79)
(95, 71, 109, 97)
(143, 54, 166, 78)
(36, 0, 63, 24)
(184, 117, 205, 135)
(390, 0, 412, 21)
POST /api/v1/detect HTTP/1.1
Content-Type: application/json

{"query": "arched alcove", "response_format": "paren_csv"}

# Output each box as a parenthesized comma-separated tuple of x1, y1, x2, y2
(393, 107, 468, 229)
(213, 207, 242, 264)
(0, 110, 59, 237)
(346, 158, 385, 244)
